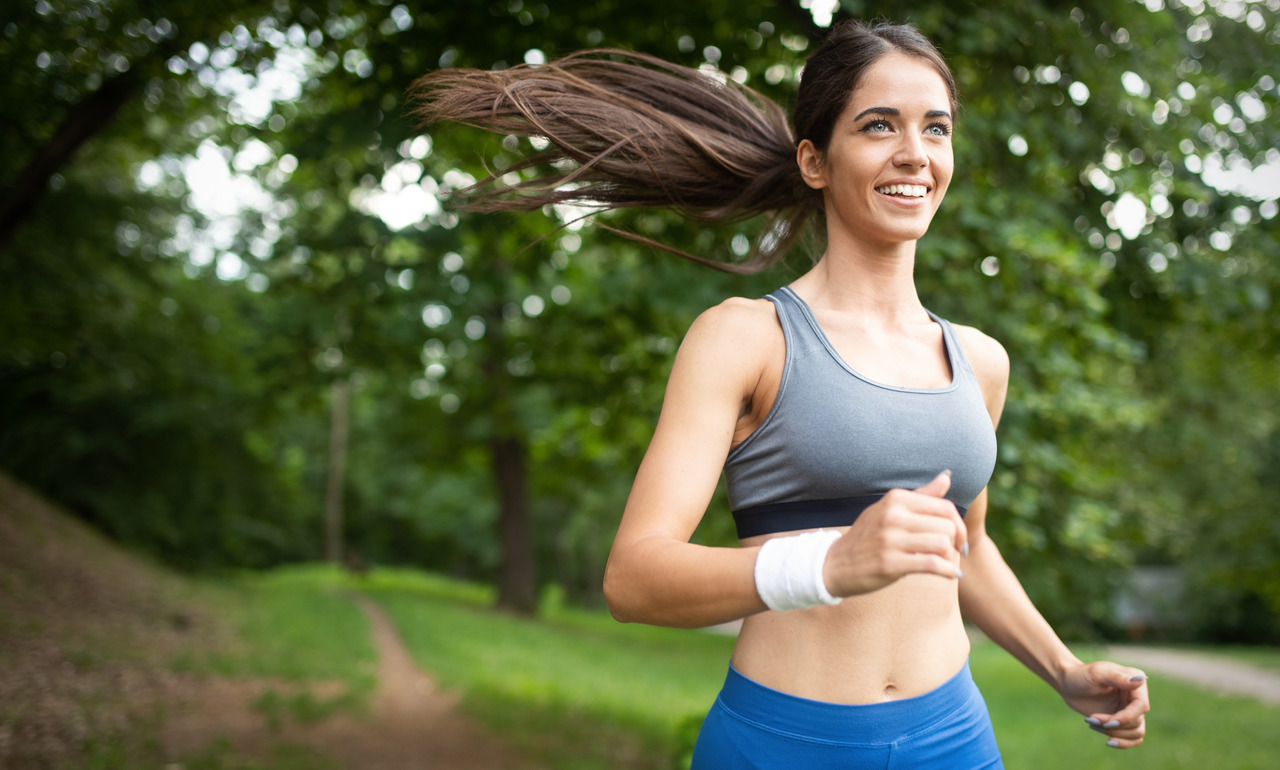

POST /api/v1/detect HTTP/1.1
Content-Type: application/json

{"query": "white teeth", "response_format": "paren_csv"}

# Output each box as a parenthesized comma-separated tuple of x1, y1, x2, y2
(876, 184, 928, 198)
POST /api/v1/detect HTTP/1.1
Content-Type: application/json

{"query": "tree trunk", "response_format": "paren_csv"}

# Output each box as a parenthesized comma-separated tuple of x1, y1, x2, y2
(324, 375, 349, 564)
(491, 432, 537, 614)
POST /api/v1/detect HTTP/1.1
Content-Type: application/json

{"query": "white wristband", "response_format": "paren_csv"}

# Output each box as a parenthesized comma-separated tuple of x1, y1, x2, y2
(753, 529, 843, 612)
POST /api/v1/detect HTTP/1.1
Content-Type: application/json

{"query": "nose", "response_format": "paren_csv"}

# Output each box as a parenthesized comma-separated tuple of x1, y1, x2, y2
(894, 131, 929, 169)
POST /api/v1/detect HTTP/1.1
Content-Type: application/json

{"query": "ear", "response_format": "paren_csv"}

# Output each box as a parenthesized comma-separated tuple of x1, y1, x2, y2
(796, 139, 828, 190)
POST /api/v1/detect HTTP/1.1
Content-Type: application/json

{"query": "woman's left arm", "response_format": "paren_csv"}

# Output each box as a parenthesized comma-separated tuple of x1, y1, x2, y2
(953, 326, 1150, 750)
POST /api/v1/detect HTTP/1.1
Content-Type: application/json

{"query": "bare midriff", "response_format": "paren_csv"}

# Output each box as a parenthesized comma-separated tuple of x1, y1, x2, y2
(733, 530, 970, 705)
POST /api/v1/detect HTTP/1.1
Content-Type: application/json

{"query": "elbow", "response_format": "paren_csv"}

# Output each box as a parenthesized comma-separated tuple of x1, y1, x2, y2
(602, 559, 638, 623)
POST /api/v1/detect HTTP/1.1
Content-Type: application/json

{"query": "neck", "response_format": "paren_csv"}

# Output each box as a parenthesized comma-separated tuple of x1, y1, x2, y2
(793, 236, 924, 320)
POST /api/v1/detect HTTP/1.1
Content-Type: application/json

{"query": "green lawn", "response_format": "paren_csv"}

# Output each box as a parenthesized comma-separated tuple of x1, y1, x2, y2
(361, 569, 734, 769)
(155, 565, 1280, 770)
(177, 565, 378, 696)
(969, 643, 1280, 770)
(357, 568, 1280, 770)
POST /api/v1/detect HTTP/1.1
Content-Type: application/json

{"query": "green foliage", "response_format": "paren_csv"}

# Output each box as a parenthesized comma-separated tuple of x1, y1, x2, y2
(2, 0, 1278, 635)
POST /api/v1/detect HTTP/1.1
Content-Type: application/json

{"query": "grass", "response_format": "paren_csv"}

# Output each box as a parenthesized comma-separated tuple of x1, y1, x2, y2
(351, 568, 1280, 770)
(35, 554, 1280, 770)
(178, 564, 378, 693)
(361, 568, 736, 769)
(51, 564, 370, 770)
(972, 642, 1280, 770)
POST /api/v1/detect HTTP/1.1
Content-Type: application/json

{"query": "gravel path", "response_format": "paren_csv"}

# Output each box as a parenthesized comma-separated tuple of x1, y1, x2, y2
(1105, 645, 1280, 705)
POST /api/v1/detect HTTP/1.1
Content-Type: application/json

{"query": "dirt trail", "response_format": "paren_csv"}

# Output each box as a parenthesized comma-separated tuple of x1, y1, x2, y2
(161, 593, 531, 770)
(338, 593, 531, 770)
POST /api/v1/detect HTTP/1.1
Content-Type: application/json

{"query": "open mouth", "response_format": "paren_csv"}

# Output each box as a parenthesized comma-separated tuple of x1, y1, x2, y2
(875, 184, 928, 198)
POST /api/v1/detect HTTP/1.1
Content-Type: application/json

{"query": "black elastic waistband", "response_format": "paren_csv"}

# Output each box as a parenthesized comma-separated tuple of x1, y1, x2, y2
(732, 494, 967, 539)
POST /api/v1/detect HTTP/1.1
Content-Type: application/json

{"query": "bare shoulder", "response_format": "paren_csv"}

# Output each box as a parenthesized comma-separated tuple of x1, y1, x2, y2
(951, 324, 1009, 380)
(679, 296, 781, 365)
(688, 296, 780, 340)
(669, 296, 781, 403)
(951, 324, 1010, 421)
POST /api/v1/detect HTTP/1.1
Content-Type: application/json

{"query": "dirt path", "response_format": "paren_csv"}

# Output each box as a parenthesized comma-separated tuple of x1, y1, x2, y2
(1105, 645, 1280, 705)
(1, 474, 533, 770)
(336, 592, 530, 770)
(161, 594, 531, 769)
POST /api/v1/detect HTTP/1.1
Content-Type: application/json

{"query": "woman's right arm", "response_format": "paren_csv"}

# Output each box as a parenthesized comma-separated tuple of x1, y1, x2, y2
(604, 297, 973, 627)
(603, 298, 773, 628)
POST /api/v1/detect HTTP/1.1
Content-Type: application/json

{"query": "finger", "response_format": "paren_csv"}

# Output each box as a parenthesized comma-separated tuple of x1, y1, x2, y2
(1087, 720, 1144, 739)
(880, 484, 967, 556)
(913, 469, 952, 498)
(1093, 663, 1149, 690)
(903, 495, 968, 555)
(1105, 735, 1144, 749)
(1103, 692, 1150, 728)
(891, 531, 961, 561)
(883, 551, 963, 581)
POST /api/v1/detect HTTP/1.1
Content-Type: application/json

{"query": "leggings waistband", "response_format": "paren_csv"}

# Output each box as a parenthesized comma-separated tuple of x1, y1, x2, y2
(717, 660, 980, 745)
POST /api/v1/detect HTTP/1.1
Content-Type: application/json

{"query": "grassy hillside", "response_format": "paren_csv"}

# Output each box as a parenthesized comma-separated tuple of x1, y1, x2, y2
(0, 473, 375, 770)
(0, 472, 208, 768)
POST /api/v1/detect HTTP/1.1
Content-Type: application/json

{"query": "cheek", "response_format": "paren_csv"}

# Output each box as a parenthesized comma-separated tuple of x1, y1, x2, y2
(934, 152, 955, 189)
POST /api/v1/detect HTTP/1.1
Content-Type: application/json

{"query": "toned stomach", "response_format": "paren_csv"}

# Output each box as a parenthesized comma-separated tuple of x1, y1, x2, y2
(730, 559, 971, 704)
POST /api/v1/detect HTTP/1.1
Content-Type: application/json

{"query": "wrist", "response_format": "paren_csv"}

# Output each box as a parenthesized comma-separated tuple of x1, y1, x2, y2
(1047, 650, 1085, 693)
(754, 529, 843, 612)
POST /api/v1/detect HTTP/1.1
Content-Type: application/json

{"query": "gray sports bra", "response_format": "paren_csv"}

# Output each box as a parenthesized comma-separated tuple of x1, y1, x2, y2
(724, 287, 998, 539)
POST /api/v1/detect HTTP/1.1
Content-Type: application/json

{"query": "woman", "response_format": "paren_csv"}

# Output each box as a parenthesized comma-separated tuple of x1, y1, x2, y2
(415, 19, 1149, 768)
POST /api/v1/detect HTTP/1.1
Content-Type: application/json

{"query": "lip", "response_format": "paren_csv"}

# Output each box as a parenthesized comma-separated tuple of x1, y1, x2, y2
(874, 179, 933, 207)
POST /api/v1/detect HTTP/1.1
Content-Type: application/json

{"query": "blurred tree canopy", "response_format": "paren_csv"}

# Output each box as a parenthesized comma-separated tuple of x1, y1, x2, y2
(1, 0, 1277, 637)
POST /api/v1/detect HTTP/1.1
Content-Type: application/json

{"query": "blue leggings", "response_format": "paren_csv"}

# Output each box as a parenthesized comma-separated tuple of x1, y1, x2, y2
(691, 660, 1004, 769)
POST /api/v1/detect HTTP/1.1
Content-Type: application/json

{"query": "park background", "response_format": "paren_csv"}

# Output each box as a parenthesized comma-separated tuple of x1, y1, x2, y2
(2, 0, 1278, 767)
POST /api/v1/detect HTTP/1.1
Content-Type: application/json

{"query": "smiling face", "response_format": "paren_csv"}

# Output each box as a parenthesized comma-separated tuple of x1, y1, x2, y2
(798, 51, 955, 250)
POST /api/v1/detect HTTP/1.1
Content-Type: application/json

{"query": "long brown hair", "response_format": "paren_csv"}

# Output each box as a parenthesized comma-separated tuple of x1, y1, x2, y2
(409, 20, 956, 273)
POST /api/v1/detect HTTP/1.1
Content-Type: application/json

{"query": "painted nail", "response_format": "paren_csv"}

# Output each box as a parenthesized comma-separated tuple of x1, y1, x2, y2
(962, 542, 969, 557)
(1107, 739, 1120, 749)
(1129, 675, 1148, 682)
(1103, 720, 1121, 729)
(1084, 717, 1102, 727)
(955, 567, 964, 579)
(941, 469, 953, 478)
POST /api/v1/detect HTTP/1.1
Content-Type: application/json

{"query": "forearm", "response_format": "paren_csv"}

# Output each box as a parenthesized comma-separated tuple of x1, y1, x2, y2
(958, 532, 1081, 692)
(604, 535, 765, 628)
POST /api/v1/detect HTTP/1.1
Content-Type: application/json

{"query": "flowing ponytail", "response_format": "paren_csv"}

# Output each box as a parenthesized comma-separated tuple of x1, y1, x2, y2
(409, 21, 956, 273)
(409, 49, 817, 272)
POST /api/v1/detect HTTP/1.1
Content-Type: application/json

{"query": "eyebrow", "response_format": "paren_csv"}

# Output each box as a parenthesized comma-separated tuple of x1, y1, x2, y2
(853, 106, 953, 121)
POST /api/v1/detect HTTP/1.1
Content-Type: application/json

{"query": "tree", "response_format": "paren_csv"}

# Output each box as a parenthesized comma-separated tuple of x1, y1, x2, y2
(3, 0, 1277, 633)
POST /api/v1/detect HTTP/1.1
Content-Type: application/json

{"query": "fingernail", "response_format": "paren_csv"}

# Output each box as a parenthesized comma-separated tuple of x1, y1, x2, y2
(1107, 739, 1120, 749)
(1084, 717, 1102, 727)
(962, 542, 969, 557)
(941, 469, 953, 478)
(955, 567, 964, 579)
(1103, 720, 1120, 729)
(1129, 675, 1148, 682)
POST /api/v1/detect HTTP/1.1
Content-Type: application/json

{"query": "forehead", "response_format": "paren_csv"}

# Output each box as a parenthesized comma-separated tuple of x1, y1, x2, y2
(846, 52, 951, 113)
